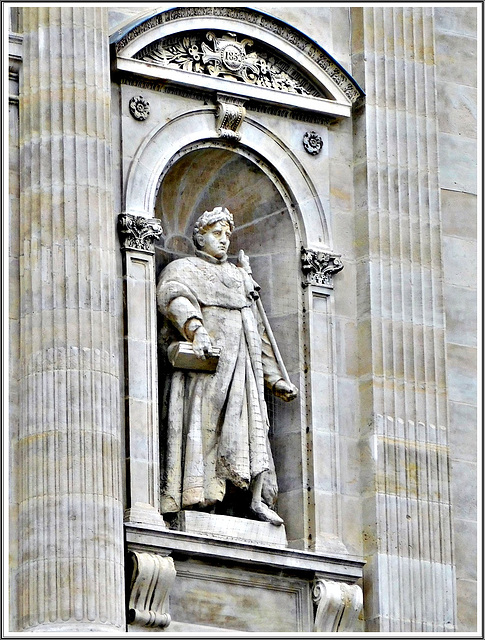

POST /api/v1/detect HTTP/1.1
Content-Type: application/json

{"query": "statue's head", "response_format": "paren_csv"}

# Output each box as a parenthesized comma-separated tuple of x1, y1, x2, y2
(193, 207, 234, 259)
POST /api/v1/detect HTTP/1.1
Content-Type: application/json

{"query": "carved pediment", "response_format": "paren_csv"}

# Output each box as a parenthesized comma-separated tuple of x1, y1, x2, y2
(134, 31, 329, 101)
(111, 7, 364, 119)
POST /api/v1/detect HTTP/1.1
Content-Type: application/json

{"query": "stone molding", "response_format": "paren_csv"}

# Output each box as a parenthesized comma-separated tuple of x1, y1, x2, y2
(118, 213, 163, 252)
(128, 551, 176, 629)
(125, 523, 365, 579)
(301, 247, 344, 287)
(313, 579, 363, 632)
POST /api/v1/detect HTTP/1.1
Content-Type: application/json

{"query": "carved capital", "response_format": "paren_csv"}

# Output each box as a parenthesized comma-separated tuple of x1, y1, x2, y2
(118, 213, 163, 252)
(128, 551, 176, 629)
(301, 247, 344, 287)
(313, 579, 363, 632)
(216, 94, 246, 141)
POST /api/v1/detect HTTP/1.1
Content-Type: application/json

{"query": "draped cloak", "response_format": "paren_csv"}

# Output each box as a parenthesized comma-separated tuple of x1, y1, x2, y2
(157, 251, 283, 514)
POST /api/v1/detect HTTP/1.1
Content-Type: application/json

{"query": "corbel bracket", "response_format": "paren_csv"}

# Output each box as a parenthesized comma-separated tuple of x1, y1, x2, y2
(313, 578, 363, 632)
(127, 551, 176, 629)
(301, 246, 344, 288)
(215, 93, 247, 141)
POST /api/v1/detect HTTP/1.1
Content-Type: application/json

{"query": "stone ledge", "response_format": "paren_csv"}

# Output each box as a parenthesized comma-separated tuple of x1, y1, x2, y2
(125, 522, 364, 581)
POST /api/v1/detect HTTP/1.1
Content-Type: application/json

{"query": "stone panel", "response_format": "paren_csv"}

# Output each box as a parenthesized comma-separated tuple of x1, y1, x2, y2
(434, 7, 478, 37)
(444, 285, 477, 347)
(170, 560, 312, 632)
(438, 133, 477, 194)
(448, 401, 478, 463)
(437, 82, 477, 139)
(435, 32, 477, 86)
(441, 189, 477, 240)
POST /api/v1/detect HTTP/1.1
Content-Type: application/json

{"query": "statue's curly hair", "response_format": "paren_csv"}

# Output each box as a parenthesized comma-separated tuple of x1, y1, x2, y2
(193, 207, 234, 246)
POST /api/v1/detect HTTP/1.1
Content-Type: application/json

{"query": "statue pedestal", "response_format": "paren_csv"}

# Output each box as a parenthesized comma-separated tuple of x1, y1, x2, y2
(125, 522, 364, 633)
(176, 511, 288, 548)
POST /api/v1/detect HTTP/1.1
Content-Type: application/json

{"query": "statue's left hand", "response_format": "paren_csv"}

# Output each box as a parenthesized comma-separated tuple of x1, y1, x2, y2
(237, 249, 251, 273)
(273, 379, 298, 402)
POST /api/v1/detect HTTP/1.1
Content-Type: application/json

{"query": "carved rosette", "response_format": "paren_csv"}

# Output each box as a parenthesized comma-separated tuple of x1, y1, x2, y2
(128, 551, 176, 629)
(303, 131, 323, 155)
(301, 247, 344, 287)
(312, 579, 363, 632)
(216, 94, 246, 141)
(129, 95, 150, 120)
(118, 213, 163, 252)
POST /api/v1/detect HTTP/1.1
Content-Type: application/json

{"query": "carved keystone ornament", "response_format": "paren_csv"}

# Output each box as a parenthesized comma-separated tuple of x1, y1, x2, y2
(215, 94, 246, 141)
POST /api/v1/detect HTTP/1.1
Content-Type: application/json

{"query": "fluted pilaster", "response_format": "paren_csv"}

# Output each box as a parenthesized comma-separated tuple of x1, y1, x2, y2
(353, 7, 455, 631)
(16, 7, 124, 631)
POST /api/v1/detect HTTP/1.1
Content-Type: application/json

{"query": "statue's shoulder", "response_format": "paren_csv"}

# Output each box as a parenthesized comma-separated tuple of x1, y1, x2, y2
(160, 256, 198, 278)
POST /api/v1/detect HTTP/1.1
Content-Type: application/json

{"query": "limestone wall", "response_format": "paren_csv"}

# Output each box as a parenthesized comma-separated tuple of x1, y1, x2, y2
(435, 7, 478, 632)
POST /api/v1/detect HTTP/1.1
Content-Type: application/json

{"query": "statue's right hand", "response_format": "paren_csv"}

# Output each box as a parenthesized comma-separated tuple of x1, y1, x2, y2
(192, 326, 212, 359)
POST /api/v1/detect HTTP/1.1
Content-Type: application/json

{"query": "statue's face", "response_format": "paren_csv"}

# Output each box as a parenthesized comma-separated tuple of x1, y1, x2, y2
(201, 221, 232, 259)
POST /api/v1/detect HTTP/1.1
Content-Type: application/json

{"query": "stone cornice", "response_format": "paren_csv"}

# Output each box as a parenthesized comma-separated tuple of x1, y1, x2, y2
(111, 6, 363, 105)
(110, 7, 364, 120)
(125, 523, 365, 582)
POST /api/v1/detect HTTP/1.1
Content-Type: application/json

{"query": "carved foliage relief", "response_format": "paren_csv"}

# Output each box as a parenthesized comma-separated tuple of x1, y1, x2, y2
(134, 31, 324, 98)
(301, 247, 344, 287)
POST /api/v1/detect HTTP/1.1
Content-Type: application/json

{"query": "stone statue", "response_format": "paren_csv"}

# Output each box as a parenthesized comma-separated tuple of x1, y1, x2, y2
(157, 207, 297, 526)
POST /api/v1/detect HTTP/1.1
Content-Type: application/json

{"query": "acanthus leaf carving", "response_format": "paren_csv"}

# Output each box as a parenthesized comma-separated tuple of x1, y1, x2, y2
(118, 213, 163, 252)
(301, 246, 344, 287)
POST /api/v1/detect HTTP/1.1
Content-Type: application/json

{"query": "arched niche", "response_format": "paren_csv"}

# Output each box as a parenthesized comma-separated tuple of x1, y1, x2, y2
(115, 5, 355, 553)
(153, 143, 305, 543)
(122, 108, 330, 249)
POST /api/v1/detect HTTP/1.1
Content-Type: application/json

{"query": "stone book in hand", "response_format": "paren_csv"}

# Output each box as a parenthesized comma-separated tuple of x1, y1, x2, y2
(167, 341, 221, 372)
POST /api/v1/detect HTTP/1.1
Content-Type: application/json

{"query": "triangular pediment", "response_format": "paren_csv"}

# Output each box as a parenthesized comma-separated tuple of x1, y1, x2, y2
(111, 7, 364, 119)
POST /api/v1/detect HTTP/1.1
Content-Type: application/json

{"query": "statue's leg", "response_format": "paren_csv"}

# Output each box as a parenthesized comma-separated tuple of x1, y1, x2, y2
(250, 473, 284, 526)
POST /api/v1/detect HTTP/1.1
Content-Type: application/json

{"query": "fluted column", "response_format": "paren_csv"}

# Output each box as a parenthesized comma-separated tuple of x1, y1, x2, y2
(352, 7, 455, 631)
(16, 8, 125, 631)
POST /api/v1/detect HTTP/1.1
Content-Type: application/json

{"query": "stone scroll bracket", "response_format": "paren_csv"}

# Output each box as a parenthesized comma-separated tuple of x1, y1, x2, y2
(118, 213, 166, 527)
(312, 578, 363, 632)
(215, 92, 247, 141)
(301, 246, 344, 288)
(127, 551, 176, 629)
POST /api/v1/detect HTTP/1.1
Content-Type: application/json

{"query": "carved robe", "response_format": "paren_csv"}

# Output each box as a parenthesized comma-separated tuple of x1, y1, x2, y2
(157, 250, 284, 513)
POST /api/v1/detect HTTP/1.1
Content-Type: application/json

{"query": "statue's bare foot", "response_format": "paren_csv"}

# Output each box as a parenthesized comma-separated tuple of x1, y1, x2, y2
(250, 501, 284, 526)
